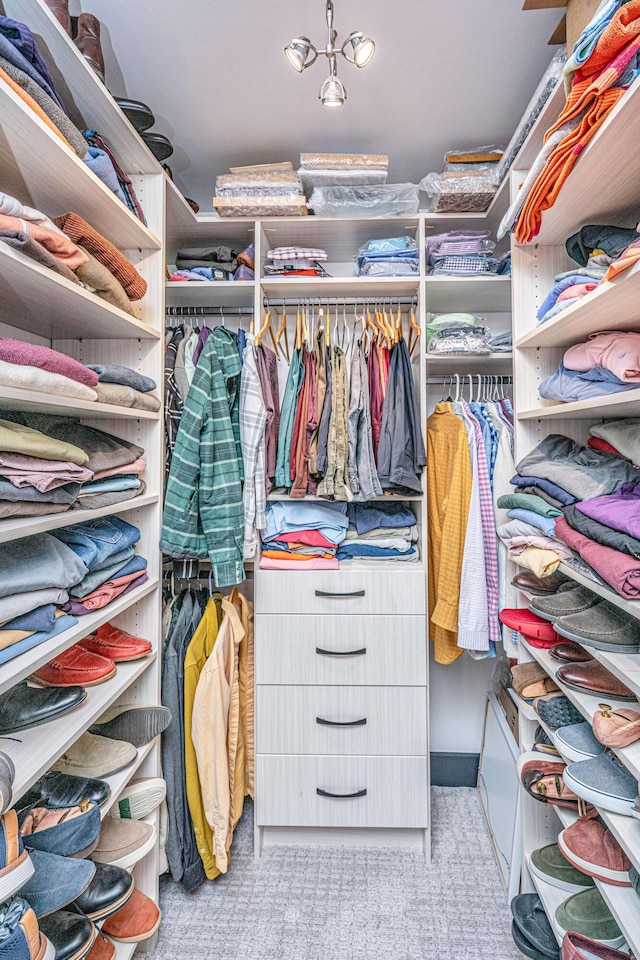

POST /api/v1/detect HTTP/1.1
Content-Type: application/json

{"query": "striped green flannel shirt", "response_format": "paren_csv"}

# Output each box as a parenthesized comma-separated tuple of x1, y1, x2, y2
(160, 327, 244, 587)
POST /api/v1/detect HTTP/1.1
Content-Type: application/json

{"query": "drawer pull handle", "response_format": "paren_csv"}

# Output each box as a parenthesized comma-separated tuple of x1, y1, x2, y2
(316, 716, 367, 727)
(315, 646, 367, 657)
(316, 787, 367, 800)
(315, 589, 365, 598)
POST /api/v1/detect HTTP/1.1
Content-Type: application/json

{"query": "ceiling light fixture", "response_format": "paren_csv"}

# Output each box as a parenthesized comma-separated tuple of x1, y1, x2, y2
(284, 0, 375, 106)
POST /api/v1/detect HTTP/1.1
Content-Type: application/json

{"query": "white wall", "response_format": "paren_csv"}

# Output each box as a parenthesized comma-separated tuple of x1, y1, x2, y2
(429, 652, 496, 753)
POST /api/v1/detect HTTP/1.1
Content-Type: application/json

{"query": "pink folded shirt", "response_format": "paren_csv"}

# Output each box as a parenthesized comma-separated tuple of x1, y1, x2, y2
(555, 516, 640, 598)
(556, 282, 598, 302)
(0, 214, 87, 270)
(0, 452, 93, 491)
(92, 458, 146, 482)
(0, 338, 98, 387)
(563, 331, 640, 382)
(76, 566, 148, 610)
(270, 529, 338, 549)
(259, 556, 340, 570)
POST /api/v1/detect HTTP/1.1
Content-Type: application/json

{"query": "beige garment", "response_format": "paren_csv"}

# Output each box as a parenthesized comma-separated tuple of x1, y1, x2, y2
(508, 546, 561, 579)
(233, 591, 255, 823)
(94, 382, 160, 411)
(0, 419, 88, 466)
(191, 595, 245, 874)
(0, 359, 97, 402)
(75, 247, 135, 316)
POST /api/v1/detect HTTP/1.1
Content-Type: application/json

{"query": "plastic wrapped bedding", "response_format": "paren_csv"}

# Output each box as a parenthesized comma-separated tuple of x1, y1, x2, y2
(300, 153, 388, 169)
(420, 173, 497, 213)
(298, 166, 387, 199)
(308, 184, 419, 218)
(427, 324, 492, 355)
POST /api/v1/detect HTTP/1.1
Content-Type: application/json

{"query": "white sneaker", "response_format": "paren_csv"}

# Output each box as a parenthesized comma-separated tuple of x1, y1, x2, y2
(111, 778, 166, 821)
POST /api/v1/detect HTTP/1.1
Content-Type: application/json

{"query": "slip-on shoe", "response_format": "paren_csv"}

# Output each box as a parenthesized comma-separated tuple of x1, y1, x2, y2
(141, 133, 173, 162)
(30, 647, 116, 688)
(19, 802, 101, 859)
(0, 810, 34, 902)
(0, 896, 54, 960)
(517, 752, 582, 810)
(593, 703, 640, 749)
(52, 734, 136, 781)
(563, 753, 637, 816)
(558, 818, 631, 886)
(73, 863, 133, 921)
(89, 706, 170, 748)
(20, 848, 95, 919)
(100, 889, 160, 943)
(79, 625, 151, 664)
(512, 920, 560, 960)
(0, 684, 86, 735)
(534, 693, 583, 730)
(511, 893, 560, 959)
(530, 586, 600, 623)
(113, 99, 155, 133)
(554, 722, 605, 762)
(499, 608, 560, 645)
(110, 779, 166, 821)
(511, 662, 558, 699)
(562, 931, 633, 960)
(91, 819, 155, 871)
(554, 600, 640, 654)
(512, 570, 571, 595)
(37, 912, 96, 960)
(24, 774, 110, 811)
(529, 843, 595, 893)
(556, 660, 637, 701)
(549, 642, 593, 664)
(534, 725, 561, 757)
(555, 888, 624, 948)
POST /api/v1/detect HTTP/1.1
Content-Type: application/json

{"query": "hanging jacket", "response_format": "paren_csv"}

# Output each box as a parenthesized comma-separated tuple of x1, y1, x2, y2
(161, 328, 244, 587)
(377, 339, 426, 494)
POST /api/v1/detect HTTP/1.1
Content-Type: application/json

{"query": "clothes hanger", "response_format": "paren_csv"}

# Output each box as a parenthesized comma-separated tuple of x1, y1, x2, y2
(275, 306, 289, 362)
(408, 301, 421, 358)
(254, 308, 272, 348)
(454, 373, 461, 402)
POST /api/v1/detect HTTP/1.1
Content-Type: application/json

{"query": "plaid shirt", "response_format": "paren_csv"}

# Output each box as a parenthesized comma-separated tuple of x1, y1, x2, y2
(267, 246, 328, 261)
(161, 328, 244, 587)
(164, 328, 184, 484)
(240, 337, 267, 558)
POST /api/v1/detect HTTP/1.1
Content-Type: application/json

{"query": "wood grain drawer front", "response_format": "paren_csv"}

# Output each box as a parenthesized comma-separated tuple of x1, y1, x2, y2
(257, 686, 427, 755)
(255, 568, 425, 615)
(256, 755, 429, 827)
(255, 615, 426, 686)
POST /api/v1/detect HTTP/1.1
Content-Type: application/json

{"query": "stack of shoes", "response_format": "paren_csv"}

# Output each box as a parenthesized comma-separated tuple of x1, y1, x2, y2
(510, 893, 560, 960)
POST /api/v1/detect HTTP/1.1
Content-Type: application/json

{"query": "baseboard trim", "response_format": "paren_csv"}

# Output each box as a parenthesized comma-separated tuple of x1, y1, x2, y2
(430, 752, 480, 787)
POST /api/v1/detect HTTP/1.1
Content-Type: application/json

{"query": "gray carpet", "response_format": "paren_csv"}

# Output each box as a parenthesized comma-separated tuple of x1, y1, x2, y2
(153, 787, 521, 960)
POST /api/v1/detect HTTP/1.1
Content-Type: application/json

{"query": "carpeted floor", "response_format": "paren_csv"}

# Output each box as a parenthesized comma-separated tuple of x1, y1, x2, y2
(153, 787, 522, 960)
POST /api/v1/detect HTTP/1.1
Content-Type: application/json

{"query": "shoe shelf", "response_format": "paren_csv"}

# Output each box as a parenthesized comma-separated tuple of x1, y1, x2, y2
(0, 578, 157, 699)
(556, 561, 640, 627)
(426, 354, 513, 376)
(524, 856, 569, 946)
(516, 260, 640, 351)
(0, 386, 160, 422)
(99, 741, 155, 821)
(165, 280, 256, 308)
(0, 242, 161, 342)
(508, 687, 538, 721)
(424, 276, 512, 314)
(7, 651, 157, 804)
(260, 276, 421, 299)
(518, 387, 640, 422)
(110, 944, 137, 960)
(0, 78, 160, 252)
(0, 493, 159, 546)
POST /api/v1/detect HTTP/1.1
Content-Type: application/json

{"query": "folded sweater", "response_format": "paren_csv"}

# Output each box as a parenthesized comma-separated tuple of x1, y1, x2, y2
(54, 212, 147, 300)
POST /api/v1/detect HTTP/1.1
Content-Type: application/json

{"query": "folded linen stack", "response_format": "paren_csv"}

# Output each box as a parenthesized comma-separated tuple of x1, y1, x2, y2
(213, 164, 306, 218)
(425, 231, 499, 276)
(420, 146, 503, 213)
(297, 153, 388, 199)
(355, 236, 418, 278)
(539, 331, 640, 403)
(337, 502, 420, 563)
(259, 501, 348, 570)
(265, 246, 328, 278)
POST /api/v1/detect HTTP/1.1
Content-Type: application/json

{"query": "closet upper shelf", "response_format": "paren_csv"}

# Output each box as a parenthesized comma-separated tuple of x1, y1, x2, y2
(0, 242, 161, 341)
(0, 79, 160, 251)
(0, 386, 160, 421)
(165, 280, 255, 308)
(424, 275, 512, 313)
(260, 277, 419, 299)
(0, 494, 158, 547)
(518, 388, 640, 420)
(516, 260, 640, 350)
(426, 354, 513, 376)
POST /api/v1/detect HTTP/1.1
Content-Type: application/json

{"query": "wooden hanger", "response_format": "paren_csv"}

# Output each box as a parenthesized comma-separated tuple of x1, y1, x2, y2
(408, 304, 421, 358)
(254, 309, 271, 348)
(275, 308, 290, 362)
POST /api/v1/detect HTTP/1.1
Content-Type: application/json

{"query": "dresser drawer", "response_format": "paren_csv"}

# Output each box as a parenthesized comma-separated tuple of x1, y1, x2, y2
(256, 755, 429, 827)
(255, 615, 426, 686)
(257, 685, 427, 755)
(255, 568, 425, 615)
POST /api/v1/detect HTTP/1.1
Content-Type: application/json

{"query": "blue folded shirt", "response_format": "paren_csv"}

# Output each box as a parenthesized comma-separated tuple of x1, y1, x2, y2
(506, 509, 556, 538)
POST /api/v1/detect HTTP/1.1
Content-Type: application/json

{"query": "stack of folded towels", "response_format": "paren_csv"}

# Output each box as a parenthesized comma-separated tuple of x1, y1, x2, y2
(540, 331, 640, 403)
(338, 503, 419, 563)
(260, 501, 348, 570)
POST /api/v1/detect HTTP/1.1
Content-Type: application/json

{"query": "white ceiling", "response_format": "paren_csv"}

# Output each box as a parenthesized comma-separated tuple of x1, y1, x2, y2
(79, 0, 562, 210)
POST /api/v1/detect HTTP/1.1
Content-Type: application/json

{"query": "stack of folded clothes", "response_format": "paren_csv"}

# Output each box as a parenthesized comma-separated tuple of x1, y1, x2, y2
(426, 313, 492, 356)
(539, 331, 640, 403)
(259, 501, 348, 570)
(536, 224, 639, 326)
(87, 363, 159, 412)
(264, 246, 328, 278)
(496, 491, 573, 578)
(0, 337, 98, 402)
(169, 243, 254, 282)
(489, 332, 512, 354)
(425, 231, 499, 276)
(337, 502, 419, 563)
(355, 237, 418, 278)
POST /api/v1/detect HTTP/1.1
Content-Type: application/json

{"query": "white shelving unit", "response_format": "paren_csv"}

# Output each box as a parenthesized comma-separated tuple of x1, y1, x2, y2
(0, 0, 166, 938)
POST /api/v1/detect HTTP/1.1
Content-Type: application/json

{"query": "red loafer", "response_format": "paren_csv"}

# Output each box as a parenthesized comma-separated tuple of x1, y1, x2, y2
(79, 624, 151, 663)
(30, 644, 116, 687)
(499, 608, 560, 646)
(101, 889, 160, 943)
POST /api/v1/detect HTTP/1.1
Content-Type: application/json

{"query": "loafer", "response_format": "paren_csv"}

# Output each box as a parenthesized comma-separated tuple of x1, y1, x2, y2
(511, 893, 559, 960)
(517, 752, 582, 810)
(0, 897, 54, 960)
(79, 625, 151, 664)
(0, 684, 86, 734)
(30, 646, 116, 688)
(38, 912, 96, 960)
(89, 706, 170, 747)
(73, 863, 133, 921)
(549, 642, 593, 664)
(530, 586, 600, 623)
(100, 889, 160, 943)
(563, 753, 637, 816)
(512, 919, 559, 960)
(141, 133, 173, 162)
(593, 704, 640, 749)
(554, 599, 640, 653)
(534, 693, 583, 729)
(0, 811, 34, 902)
(0, 752, 14, 815)
(512, 662, 558, 699)
(18, 802, 101, 859)
(555, 888, 624, 948)
(534, 725, 561, 757)
(24, 774, 110, 811)
(529, 843, 595, 893)
(113, 99, 155, 133)
(52, 734, 137, 780)
(554, 723, 605, 762)
(20, 848, 95, 919)
(110, 778, 166, 821)
(558, 818, 631, 886)
(562, 931, 632, 960)
(499, 608, 560, 643)
(512, 570, 571, 595)
(91, 819, 155, 871)
(556, 660, 637, 701)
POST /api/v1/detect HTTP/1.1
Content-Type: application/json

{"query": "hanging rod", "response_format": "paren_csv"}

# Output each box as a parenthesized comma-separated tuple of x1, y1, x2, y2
(426, 375, 513, 383)
(262, 296, 418, 308)
(165, 306, 255, 317)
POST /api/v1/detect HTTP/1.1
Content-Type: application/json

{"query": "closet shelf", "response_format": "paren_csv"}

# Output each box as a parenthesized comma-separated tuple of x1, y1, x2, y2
(260, 276, 420, 299)
(424, 275, 512, 313)
(165, 280, 256, 308)
(507, 686, 538, 720)
(0, 493, 158, 546)
(100, 741, 155, 820)
(426, 354, 513, 376)
(0, 241, 161, 341)
(8, 653, 157, 806)
(0, 78, 160, 252)
(165, 183, 255, 255)
(516, 260, 640, 350)
(0, 578, 157, 698)
(0, 386, 160, 421)
(521, 75, 640, 246)
(518, 388, 640, 421)
(113, 944, 136, 960)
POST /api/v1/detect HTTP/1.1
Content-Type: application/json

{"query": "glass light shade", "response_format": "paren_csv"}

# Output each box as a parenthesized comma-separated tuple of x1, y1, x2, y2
(319, 75, 347, 106)
(284, 37, 313, 72)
